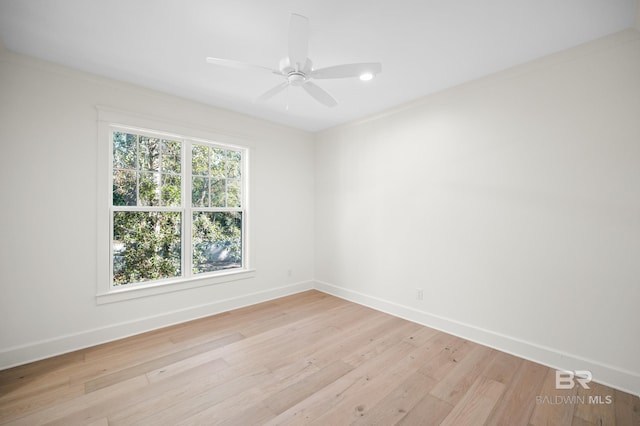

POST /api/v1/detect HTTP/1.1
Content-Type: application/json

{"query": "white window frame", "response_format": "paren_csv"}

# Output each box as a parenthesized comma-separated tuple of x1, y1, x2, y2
(96, 106, 255, 304)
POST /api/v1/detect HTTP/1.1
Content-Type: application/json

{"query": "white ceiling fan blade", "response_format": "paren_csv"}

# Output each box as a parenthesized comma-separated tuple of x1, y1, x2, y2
(311, 62, 382, 79)
(288, 13, 309, 71)
(302, 82, 337, 107)
(256, 82, 289, 102)
(206, 57, 282, 75)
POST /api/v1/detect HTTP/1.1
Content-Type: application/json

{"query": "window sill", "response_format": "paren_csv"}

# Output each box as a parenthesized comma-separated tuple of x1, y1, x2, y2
(96, 269, 256, 304)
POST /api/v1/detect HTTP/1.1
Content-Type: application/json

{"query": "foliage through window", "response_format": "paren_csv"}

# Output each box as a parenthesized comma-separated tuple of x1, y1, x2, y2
(111, 127, 246, 287)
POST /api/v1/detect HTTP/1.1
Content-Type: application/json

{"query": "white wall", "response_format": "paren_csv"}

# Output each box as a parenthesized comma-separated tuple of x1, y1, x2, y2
(0, 48, 315, 367)
(315, 29, 640, 394)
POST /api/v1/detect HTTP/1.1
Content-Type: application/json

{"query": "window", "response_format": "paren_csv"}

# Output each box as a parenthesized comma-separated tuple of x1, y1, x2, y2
(97, 107, 253, 303)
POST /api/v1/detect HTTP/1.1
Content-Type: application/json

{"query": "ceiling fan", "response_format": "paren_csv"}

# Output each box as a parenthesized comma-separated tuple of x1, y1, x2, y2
(206, 13, 381, 108)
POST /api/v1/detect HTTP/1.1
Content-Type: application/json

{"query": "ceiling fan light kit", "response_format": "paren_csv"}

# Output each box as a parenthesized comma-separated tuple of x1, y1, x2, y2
(206, 13, 382, 108)
(359, 72, 374, 81)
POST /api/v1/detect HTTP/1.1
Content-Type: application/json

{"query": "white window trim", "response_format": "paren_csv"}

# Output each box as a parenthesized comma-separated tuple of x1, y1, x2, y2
(96, 106, 255, 304)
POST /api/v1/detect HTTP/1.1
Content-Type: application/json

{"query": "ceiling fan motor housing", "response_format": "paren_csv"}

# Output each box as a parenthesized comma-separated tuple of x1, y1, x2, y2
(280, 56, 312, 86)
(288, 72, 307, 86)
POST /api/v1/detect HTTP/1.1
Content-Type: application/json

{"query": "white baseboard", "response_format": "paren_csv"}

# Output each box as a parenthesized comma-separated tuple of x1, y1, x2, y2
(313, 280, 640, 396)
(0, 280, 313, 370)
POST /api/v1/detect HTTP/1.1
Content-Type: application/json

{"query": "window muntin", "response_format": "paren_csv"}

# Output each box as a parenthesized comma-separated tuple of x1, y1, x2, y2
(110, 127, 247, 288)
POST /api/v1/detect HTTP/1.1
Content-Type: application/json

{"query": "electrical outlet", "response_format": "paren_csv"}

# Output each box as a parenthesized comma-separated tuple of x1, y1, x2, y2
(287, 269, 292, 277)
(416, 288, 423, 300)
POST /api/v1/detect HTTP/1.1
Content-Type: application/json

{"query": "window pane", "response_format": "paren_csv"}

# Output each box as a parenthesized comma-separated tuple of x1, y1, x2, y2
(210, 179, 225, 207)
(113, 170, 137, 206)
(227, 150, 241, 178)
(211, 148, 227, 178)
(113, 211, 182, 285)
(161, 139, 181, 174)
(161, 174, 181, 207)
(139, 136, 161, 171)
(227, 179, 241, 208)
(139, 172, 160, 206)
(192, 176, 209, 207)
(113, 132, 137, 169)
(192, 211, 242, 274)
(192, 145, 209, 175)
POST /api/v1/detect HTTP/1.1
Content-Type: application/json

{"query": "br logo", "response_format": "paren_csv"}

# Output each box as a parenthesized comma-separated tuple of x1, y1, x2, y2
(556, 370, 592, 389)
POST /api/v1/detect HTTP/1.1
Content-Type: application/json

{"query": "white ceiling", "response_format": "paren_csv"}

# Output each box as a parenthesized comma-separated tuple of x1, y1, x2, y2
(0, 0, 637, 132)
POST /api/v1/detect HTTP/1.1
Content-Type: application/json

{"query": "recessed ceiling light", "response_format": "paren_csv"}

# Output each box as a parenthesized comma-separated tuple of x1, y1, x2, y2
(359, 72, 374, 81)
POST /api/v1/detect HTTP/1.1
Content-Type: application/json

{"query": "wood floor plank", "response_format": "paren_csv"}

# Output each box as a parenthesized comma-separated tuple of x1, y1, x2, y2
(341, 321, 424, 367)
(111, 367, 272, 426)
(67, 342, 175, 386)
(307, 342, 441, 425)
(0, 382, 83, 424)
(614, 389, 640, 426)
(402, 323, 441, 347)
(144, 352, 229, 384)
(84, 332, 244, 393)
(165, 312, 233, 345)
(418, 335, 476, 381)
(234, 292, 347, 338)
(350, 370, 438, 425)
(439, 376, 506, 426)
(86, 418, 109, 426)
(263, 340, 423, 425)
(0, 351, 84, 390)
(67, 317, 240, 387)
(429, 344, 495, 405)
(44, 357, 260, 425)
(4, 376, 148, 426)
(82, 330, 175, 362)
(0, 290, 636, 425)
(480, 351, 522, 385)
(263, 360, 353, 415)
(305, 315, 408, 369)
(222, 303, 360, 367)
(277, 329, 450, 425)
(528, 367, 579, 426)
(484, 359, 548, 426)
(396, 394, 453, 425)
(178, 358, 320, 425)
(573, 381, 616, 425)
(262, 307, 393, 373)
(178, 394, 274, 426)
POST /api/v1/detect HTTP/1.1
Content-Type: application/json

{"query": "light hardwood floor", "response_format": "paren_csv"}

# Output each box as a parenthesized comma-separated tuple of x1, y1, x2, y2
(0, 290, 638, 425)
